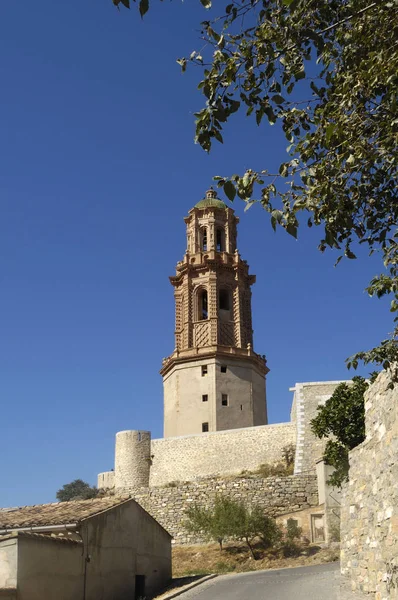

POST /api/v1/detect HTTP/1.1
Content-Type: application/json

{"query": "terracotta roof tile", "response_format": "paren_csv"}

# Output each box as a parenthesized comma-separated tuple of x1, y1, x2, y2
(0, 496, 132, 530)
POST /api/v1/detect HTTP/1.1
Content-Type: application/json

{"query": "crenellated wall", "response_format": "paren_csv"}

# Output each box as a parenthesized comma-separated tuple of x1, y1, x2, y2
(341, 370, 398, 598)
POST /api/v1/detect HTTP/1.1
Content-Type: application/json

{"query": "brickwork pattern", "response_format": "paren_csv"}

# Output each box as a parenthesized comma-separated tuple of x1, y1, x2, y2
(125, 474, 318, 544)
(340, 371, 398, 600)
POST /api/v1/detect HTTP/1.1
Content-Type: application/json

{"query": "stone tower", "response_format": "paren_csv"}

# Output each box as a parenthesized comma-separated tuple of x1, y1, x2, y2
(160, 189, 269, 438)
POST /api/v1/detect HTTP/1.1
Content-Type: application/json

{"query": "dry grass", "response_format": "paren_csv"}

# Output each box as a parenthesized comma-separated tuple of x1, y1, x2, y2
(172, 541, 340, 577)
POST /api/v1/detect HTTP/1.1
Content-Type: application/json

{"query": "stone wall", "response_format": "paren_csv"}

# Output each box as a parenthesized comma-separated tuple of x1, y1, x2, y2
(124, 474, 318, 543)
(291, 381, 349, 474)
(341, 370, 398, 599)
(149, 423, 296, 487)
(99, 422, 297, 490)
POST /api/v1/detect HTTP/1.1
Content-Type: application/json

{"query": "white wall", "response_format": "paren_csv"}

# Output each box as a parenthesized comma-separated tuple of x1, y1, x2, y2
(0, 538, 17, 589)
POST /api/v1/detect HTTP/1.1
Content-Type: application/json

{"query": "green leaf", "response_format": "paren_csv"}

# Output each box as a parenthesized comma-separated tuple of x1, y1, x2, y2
(200, 0, 212, 7)
(223, 181, 236, 202)
(120, 0, 130, 7)
(325, 124, 335, 143)
(139, 0, 149, 17)
(272, 94, 285, 105)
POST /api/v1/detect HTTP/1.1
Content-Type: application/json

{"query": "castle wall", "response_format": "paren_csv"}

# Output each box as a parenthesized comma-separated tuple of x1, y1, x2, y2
(97, 471, 115, 489)
(149, 422, 296, 487)
(114, 430, 151, 489)
(340, 370, 398, 598)
(129, 474, 318, 543)
(292, 381, 349, 474)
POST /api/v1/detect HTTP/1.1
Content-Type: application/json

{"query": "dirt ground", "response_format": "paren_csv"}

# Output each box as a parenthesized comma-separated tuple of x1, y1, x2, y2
(172, 541, 340, 577)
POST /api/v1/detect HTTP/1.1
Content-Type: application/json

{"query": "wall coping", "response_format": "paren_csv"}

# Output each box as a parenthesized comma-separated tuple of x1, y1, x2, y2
(152, 421, 294, 443)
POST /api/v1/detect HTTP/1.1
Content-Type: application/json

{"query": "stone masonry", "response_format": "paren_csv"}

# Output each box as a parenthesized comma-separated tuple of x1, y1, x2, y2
(127, 474, 318, 543)
(98, 422, 296, 490)
(291, 381, 350, 474)
(341, 370, 398, 599)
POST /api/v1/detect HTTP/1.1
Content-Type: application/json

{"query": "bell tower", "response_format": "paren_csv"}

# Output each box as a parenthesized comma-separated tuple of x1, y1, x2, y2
(160, 189, 269, 438)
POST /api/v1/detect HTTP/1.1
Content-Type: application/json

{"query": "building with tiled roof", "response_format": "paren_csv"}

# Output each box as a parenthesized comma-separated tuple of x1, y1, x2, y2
(0, 496, 171, 600)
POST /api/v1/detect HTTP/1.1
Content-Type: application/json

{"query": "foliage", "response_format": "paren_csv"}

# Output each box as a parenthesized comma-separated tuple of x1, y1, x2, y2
(184, 496, 281, 558)
(282, 518, 302, 557)
(185, 496, 241, 551)
(257, 511, 283, 549)
(255, 461, 293, 478)
(282, 444, 295, 469)
(56, 479, 99, 502)
(116, 0, 398, 375)
(310, 374, 378, 486)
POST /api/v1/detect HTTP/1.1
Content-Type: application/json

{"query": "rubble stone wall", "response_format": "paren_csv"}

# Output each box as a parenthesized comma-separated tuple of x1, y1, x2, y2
(341, 370, 398, 599)
(121, 474, 318, 543)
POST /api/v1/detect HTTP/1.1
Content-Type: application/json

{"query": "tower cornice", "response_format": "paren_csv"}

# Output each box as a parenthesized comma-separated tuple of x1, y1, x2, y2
(160, 345, 269, 377)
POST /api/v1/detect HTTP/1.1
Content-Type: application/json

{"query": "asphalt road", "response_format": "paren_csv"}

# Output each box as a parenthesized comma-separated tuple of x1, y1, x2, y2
(178, 563, 341, 600)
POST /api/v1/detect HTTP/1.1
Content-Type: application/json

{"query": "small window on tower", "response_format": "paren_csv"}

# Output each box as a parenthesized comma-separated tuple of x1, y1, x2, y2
(202, 422, 209, 432)
(201, 365, 208, 376)
(202, 394, 208, 402)
(222, 394, 228, 406)
(221, 365, 227, 373)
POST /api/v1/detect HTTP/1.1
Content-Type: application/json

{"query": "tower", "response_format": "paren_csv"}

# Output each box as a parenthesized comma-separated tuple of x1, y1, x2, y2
(160, 189, 269, 438)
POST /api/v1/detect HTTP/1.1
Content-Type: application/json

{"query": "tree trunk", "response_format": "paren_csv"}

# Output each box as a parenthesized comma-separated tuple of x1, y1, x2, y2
(245, 537, 256, 560)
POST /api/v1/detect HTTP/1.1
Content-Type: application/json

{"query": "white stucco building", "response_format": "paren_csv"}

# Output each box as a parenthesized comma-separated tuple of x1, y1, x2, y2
(0, 496, 171, 600)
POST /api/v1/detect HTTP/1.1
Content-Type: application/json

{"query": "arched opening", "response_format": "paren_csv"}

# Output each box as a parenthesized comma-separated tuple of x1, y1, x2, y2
(201, 228, 208, 251)
(216, 228, 225, 252)
(219, 289, 230, 311)
(199, 289, 208, 320)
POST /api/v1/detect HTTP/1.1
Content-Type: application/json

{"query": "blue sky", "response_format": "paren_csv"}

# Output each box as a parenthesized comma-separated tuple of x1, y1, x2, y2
(0, 1, 391, 507)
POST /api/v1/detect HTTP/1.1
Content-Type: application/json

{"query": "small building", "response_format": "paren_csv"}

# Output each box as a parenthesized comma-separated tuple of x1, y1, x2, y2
(0, 496, 172, 600)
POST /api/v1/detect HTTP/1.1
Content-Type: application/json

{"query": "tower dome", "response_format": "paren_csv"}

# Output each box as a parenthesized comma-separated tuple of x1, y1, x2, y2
(194, 187, 227, 210)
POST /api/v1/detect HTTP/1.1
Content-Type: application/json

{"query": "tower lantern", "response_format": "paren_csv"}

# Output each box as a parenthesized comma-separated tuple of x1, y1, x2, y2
(160, 190, 269, 437)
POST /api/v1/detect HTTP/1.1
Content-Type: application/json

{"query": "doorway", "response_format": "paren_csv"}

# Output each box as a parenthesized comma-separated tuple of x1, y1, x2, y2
(135, 575, 146, 600)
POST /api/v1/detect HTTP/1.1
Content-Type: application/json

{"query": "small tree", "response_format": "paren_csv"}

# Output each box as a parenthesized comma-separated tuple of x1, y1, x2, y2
(185, 496, 280, 559)
(311, 374, 378, 487)
(56, 479, 98, 502)
(185, 496, 239, 551)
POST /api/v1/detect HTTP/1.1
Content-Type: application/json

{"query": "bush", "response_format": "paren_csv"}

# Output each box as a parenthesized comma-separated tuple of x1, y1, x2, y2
(56, 479, 98, 502)
(281, 519, 302, 557)
(185, 496, 281, 559)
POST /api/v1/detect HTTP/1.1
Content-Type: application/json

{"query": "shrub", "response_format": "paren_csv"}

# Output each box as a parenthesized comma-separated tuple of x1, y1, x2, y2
(281, 519, 303, 557)
(56, 480, 98, 502)
(185, 496, 281, 559)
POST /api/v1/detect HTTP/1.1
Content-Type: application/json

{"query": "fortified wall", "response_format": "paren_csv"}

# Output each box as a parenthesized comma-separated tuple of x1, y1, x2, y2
(98, 381, 346, 492)
(111, 474, 318, 544)
(98, 422, 296, 489)
(341, 370, 398, 598)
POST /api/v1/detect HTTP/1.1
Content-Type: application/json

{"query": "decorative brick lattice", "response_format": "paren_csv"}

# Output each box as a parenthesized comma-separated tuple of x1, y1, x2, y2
(219, 322, 235, 346)
(193, 321, 210, 347)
